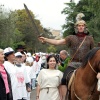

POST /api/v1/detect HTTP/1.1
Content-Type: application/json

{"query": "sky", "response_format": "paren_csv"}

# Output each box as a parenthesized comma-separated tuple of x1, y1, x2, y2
(0, 0, 79, 30)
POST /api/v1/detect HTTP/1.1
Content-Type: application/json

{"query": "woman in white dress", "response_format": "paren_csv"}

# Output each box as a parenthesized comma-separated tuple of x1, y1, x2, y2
(36, 55, 63, 100)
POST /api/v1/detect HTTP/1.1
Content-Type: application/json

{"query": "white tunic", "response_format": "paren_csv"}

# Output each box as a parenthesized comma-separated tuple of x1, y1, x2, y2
(37, 69, 63, 100)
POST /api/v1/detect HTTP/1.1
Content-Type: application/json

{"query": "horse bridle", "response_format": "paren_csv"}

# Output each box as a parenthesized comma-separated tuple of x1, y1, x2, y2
(73, 61, 97, 100)
(88, 60, 97, 74)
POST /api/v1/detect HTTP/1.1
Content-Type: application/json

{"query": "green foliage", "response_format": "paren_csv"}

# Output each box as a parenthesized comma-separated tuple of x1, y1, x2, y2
(0, 6, 54, 52)
(14, 9, 52, 52)
(47, 45, 57, 53)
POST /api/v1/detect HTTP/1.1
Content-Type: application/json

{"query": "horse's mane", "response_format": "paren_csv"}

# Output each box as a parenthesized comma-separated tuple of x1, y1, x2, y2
(82, 47, 100, 67)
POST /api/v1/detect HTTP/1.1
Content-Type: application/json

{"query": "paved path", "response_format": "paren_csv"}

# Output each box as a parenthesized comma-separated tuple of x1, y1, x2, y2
(30, 89, 36, 100)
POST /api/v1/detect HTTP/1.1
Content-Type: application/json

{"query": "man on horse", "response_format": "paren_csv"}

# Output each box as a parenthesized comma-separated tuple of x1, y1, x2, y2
(38, 13, 94, 99)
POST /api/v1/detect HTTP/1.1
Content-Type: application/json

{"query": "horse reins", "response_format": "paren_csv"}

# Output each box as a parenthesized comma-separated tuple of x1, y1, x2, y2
(88, 61, 97, 74)
(73, 61, 97, 100)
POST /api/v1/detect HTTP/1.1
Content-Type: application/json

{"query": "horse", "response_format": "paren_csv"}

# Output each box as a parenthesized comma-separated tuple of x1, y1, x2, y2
(68, 47, 100, 100)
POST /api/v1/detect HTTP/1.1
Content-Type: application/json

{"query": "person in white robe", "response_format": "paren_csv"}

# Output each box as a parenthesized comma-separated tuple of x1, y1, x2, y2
(36, 55, 63, 100)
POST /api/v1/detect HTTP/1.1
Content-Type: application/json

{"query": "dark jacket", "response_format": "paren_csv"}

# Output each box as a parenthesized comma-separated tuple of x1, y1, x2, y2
(0, 69, 13, 100)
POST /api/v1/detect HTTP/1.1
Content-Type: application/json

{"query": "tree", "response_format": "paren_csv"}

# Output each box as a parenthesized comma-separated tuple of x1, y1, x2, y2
(0, 6, 23, 49)
(87, 0, 100, 44)
(61, 2, 76, 37)
(47, 45, 57, 53)
(11, 9, 45, 52)
(0, 6, 55, 52)
(13, 9, 56, 53)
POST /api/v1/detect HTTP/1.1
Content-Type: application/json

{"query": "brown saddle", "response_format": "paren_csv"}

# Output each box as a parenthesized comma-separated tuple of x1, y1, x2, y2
(65, 69, 77, 100)
(68, 70, 76, 90)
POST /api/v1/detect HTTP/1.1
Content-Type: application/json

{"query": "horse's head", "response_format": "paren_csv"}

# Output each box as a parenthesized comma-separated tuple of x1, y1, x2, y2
(82, 47, 100, 73)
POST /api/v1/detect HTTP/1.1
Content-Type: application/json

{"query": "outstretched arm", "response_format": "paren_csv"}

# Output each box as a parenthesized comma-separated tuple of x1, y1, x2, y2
(38, 36, 66, 45)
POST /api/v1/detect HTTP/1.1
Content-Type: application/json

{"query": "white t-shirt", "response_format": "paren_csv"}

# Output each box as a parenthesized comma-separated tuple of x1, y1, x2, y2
(31, 64, 36, 79)
(25, 65, 32, 81)
(4, 61, 30, 100)
(33, 61, 41, 74)
(14, 64, 30, 99)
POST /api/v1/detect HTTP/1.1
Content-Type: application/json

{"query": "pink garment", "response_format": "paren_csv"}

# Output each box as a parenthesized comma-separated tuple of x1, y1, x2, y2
(35, 62, 38, 72)
(0, 64, 10, 94)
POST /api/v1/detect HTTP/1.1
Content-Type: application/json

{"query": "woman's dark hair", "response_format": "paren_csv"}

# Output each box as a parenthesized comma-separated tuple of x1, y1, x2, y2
(47, 54, 57, 69)
(4, 52, 14, 61)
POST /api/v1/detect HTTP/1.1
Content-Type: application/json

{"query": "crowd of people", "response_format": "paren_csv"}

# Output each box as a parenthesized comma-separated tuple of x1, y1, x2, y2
(0, 45, 51, 100)
(0, 45, 67, 100)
